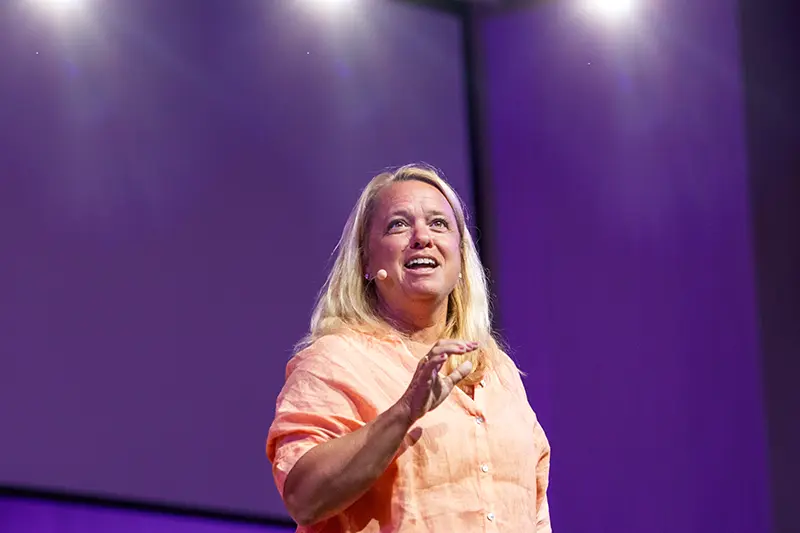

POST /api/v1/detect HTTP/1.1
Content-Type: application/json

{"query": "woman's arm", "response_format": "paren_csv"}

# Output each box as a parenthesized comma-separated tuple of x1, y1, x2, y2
(282, 400, 412, 526)
(281, 340, 475, 526)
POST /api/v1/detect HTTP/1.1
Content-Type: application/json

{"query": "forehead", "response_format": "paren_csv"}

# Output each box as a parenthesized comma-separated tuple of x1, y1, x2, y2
(373, 180, 455, 217)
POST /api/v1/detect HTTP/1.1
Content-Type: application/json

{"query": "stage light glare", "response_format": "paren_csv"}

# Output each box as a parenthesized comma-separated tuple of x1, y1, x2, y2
(587, 0, 634, 17)
(306, 0, 352, 5)
(295, 0, 356, 17)
(36, 0, 78, 6)
(29, 0, 84, 13)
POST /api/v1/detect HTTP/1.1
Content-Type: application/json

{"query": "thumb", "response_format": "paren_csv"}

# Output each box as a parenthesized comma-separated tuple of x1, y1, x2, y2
(445, 360, 473, 387)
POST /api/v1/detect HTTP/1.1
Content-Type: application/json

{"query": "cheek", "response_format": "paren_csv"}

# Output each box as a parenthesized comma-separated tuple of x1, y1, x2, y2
(382, 242, 404, 258)
(370, 239, 405, 265)
(442, 238, 462, 265)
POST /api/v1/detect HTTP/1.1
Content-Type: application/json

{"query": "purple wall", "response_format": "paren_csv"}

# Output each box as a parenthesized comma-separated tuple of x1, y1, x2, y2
(0, 497, 285, 533)
(2, 0, 781, 532)
(0, 0, 470, 521)
(483, 1, 772, 532)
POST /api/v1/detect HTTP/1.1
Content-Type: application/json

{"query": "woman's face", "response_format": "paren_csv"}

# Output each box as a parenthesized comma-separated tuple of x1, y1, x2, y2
(365, 180, 462, 307)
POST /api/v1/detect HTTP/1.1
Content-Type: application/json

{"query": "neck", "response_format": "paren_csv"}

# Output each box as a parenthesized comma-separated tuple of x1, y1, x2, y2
(377, 298, 448, 345)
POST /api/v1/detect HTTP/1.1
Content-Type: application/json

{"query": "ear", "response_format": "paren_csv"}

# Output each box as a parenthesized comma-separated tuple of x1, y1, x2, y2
(361, 238, 372, 278)
(362, 260, 372, 282)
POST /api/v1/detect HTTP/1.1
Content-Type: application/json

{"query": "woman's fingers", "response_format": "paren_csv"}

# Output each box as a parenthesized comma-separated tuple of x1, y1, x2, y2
(419, 353, 447, 373)
(443, 360, 474, 389)
(428, 340, 479, 358)
(404, 340, 479, 422)
(416, 339, 478, 381)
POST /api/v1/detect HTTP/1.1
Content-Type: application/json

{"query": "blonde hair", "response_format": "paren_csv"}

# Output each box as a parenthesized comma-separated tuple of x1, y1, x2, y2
(297, 163, 514, 387)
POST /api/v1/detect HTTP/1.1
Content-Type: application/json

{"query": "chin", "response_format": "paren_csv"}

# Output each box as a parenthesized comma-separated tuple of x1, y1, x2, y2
(403, 281, 452, 302)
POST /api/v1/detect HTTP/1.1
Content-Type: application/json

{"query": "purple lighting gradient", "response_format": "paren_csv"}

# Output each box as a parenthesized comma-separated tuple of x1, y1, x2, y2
(483, 1, 771, 532)
(0, 497, 286, 533)
(1, 0, 782, 532)
(0, 0, 470, 521)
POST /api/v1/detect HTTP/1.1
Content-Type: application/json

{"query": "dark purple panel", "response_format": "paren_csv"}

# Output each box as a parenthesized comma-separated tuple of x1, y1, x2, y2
(739, 1, 800, 531)
(0, 0, 470, 519)
(483, 1, 771, 532)
(0, 497, 289, 533)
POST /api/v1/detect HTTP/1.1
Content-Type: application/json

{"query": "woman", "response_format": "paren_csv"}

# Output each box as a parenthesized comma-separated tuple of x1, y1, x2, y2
(266, 164, 551, 532)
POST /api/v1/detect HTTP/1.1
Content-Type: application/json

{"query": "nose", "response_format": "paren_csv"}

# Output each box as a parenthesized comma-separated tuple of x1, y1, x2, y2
(411, 223, 433, 249)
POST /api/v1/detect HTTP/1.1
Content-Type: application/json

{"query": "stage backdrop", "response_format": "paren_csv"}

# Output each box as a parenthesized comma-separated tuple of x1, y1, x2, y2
(482, 1, 772, 532)
(0, 497, 287, 533)
(0, 0, 471, 521)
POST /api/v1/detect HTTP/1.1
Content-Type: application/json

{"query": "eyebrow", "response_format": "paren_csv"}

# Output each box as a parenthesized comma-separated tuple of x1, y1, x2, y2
(387, 209, 451, 219)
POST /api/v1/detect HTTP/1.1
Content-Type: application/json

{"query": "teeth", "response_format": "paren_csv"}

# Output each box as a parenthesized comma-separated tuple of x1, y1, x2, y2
(406, 258, 437, 267)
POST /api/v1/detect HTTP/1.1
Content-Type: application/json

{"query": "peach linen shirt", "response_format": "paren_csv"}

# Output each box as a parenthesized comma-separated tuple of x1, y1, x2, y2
(266, 330, 552, 533)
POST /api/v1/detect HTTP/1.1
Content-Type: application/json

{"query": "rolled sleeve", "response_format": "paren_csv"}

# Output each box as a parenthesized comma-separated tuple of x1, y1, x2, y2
(266, 347, 367, 497)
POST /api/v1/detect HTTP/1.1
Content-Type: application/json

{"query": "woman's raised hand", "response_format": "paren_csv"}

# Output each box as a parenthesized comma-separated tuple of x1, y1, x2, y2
(397, 339, 477, 424)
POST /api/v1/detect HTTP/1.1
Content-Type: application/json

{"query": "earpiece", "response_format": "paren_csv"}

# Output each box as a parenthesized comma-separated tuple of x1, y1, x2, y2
(365, 269, 388, 281)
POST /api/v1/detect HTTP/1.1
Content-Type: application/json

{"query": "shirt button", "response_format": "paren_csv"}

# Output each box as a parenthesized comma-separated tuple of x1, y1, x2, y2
(480, 464, 489, 473)
(487, 512, 495, 521)
(475, 416, 484, 425)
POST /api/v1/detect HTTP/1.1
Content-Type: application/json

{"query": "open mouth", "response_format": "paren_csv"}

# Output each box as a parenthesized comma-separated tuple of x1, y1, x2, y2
(404, 257, 439, 271)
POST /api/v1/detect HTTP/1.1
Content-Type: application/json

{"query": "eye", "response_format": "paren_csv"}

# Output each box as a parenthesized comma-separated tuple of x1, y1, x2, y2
(431, 217, 450, 229)
(387, 219, 408, 231)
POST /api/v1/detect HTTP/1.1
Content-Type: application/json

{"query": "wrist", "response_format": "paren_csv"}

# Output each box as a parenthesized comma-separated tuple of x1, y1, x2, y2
(388, 400, 415, 430)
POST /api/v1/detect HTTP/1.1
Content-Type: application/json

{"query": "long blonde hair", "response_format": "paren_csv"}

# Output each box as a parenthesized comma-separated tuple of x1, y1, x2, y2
(297, 163, 513, 386)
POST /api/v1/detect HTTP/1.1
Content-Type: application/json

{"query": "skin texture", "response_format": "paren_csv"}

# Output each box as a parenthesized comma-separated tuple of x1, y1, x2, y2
(365, 180, 461, 345)
(282, 181, 476, 526)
